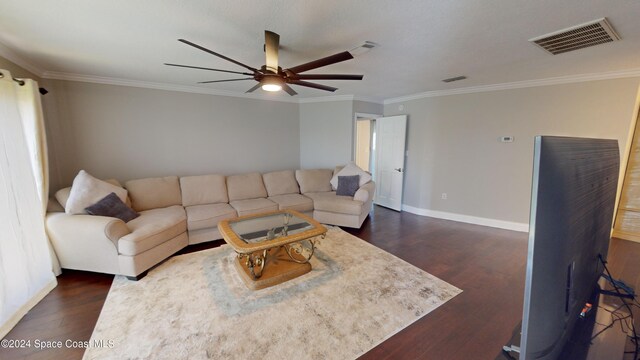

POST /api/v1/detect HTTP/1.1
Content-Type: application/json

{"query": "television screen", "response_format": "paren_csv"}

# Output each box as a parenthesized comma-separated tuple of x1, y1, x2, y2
(519, 136, 619, 360)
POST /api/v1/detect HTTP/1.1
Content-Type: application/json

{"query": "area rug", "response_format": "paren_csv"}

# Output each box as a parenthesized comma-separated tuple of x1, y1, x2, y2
(83, 227, 462, 360)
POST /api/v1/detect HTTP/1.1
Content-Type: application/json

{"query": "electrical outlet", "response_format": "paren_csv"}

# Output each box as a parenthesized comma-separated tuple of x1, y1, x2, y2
(441, 193, 447, 200)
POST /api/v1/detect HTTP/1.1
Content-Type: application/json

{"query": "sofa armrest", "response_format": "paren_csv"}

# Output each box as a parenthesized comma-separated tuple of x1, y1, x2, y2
(46, 213, 131, 274)
(48, 213, 130, 246)
(354, 181, 376, 203)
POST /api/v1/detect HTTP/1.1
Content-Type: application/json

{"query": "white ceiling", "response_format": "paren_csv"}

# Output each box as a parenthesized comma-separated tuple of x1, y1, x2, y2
(1, 0, 640, 102)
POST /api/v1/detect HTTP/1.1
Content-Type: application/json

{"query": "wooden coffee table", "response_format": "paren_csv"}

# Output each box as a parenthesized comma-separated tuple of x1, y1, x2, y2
(218, 210, 327, 290)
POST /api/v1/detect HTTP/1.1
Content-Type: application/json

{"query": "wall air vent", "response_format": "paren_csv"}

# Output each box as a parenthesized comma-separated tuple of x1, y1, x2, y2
(442, 76, 467, 83)
(529, 18, 620, 55)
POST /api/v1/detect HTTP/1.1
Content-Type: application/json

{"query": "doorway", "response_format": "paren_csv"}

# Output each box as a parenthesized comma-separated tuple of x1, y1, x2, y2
(353, 112, 381, 178)
(355, 117, 374, 172)
(613, 105, 640, 243)
(353, 113, 408, 211)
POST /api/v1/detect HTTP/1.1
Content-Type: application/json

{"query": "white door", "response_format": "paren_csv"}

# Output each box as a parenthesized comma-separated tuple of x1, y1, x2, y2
(374, 115, 407, 211)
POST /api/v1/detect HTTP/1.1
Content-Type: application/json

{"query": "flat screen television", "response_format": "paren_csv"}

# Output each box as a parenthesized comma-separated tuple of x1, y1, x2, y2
(519, 136, 619, 360)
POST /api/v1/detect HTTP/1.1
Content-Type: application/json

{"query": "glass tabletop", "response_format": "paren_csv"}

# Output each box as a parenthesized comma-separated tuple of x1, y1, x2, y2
(229, 212, 314, 244)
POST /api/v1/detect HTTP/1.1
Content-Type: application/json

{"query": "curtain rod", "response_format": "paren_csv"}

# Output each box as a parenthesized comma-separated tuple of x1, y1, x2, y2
(0, 71, 25, 85)
(0, 71, 48, 95)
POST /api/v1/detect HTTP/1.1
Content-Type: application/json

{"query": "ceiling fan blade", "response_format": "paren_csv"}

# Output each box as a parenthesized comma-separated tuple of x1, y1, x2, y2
(178, 39, 259, 72)
(245, 83, 262, 93)
(282, 83, 298, 96)
(293, 74, 363, 80)
(286, 51, 354, 74)
(198, 78, 254, 84)
(265, 31, 279, 74)
(164, 63, 253, 76)
(288, 80, 338, 92)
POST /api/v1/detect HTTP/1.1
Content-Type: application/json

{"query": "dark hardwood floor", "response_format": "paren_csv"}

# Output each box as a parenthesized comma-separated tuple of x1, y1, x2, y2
(347, 207, 529, 360)
(2, 205, 638, 360)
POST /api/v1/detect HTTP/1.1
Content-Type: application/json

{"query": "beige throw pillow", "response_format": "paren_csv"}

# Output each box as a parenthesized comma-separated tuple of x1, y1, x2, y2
(330, 163, 371, 190)
(55, 178, 126, 209)
(54, 187, 72, 209)
(65, 170, 128, 214)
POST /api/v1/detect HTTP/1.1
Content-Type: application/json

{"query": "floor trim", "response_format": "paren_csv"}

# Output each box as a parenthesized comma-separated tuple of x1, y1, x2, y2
(0, 279, 57, 339)
(401, 204, 529, 232)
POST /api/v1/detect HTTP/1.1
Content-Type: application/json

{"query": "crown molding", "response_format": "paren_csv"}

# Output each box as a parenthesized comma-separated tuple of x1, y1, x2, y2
(40, 70, 386, 104)
(35, 67, 640, 105)
(353, 95, 384, 104)
(298, 95, 354, 103)
(296, 94, 384, 104)
(41, 71, 300, 103)
(384, 68, 640, 104)
(0, 41, 45, 77)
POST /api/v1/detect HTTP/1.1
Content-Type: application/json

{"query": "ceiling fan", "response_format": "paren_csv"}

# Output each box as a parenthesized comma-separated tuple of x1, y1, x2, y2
(165, 30, 363, 96)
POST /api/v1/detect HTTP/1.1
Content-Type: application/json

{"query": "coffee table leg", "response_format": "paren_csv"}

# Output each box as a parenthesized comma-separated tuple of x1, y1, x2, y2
(240, 249, 268, 279)
(284, 238, 317, 264)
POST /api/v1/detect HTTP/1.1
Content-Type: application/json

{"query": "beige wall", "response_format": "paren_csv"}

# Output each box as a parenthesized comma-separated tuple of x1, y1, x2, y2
(354, 100, 383, 116)
(384, 78, 640, 225)
(43, 80, 300, 192)
(299, 99, 383, 169)
(299, 100, 354, 169)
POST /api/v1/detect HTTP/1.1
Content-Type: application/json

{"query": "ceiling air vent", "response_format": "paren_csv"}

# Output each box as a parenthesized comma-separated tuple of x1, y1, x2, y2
(442, 76, 467, 83)
(529, 18, 620, 55)
(349, 41, 379, 56)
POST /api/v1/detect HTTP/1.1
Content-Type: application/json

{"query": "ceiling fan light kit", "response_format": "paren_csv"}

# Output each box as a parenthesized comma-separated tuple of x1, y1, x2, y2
(261, 75, 283, 92)
(166, 30, 364, 96)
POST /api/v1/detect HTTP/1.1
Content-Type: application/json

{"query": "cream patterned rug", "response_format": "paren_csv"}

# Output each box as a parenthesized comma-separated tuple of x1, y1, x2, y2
(84, 227, 461, 360)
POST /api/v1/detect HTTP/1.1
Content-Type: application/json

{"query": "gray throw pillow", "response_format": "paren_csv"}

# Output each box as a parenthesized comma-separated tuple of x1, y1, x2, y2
(85, 192, 139, 223)
(336, 175, 360, 197)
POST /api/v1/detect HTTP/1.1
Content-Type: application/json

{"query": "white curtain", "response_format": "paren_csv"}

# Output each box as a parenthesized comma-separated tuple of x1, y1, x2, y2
(0, 70, 57, 339)
(15, 77, 62, 276)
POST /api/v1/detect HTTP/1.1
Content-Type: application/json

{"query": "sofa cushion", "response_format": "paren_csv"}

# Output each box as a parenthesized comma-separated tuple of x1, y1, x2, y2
(295, 169, 333, 194)
(65, 170, 129, 215)
(330, 162, 372, 190)
(268, 194, 314, 212)
(305, 191, 364, 215)
(185, 203, 237, 231)
(180, 174, 228, 206)
(85, 192, 139, 223)
(126, 176, 182, 212)
(118, 205, 187, 256)
(227, 172, 268, 201)
(229, 198, 278, 217)
(262, 170, 299, 196)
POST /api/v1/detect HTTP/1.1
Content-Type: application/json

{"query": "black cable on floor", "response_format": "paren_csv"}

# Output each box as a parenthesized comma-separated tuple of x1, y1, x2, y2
(599, 254, 640, 360)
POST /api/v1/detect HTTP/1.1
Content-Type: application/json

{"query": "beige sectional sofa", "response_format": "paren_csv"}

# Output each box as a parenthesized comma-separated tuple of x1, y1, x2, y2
(46, 167, 375, 279)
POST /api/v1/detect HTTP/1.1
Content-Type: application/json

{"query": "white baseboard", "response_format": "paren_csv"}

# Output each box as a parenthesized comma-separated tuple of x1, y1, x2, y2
(401, 204, 529, 233)
(0, 278, 57, 339)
